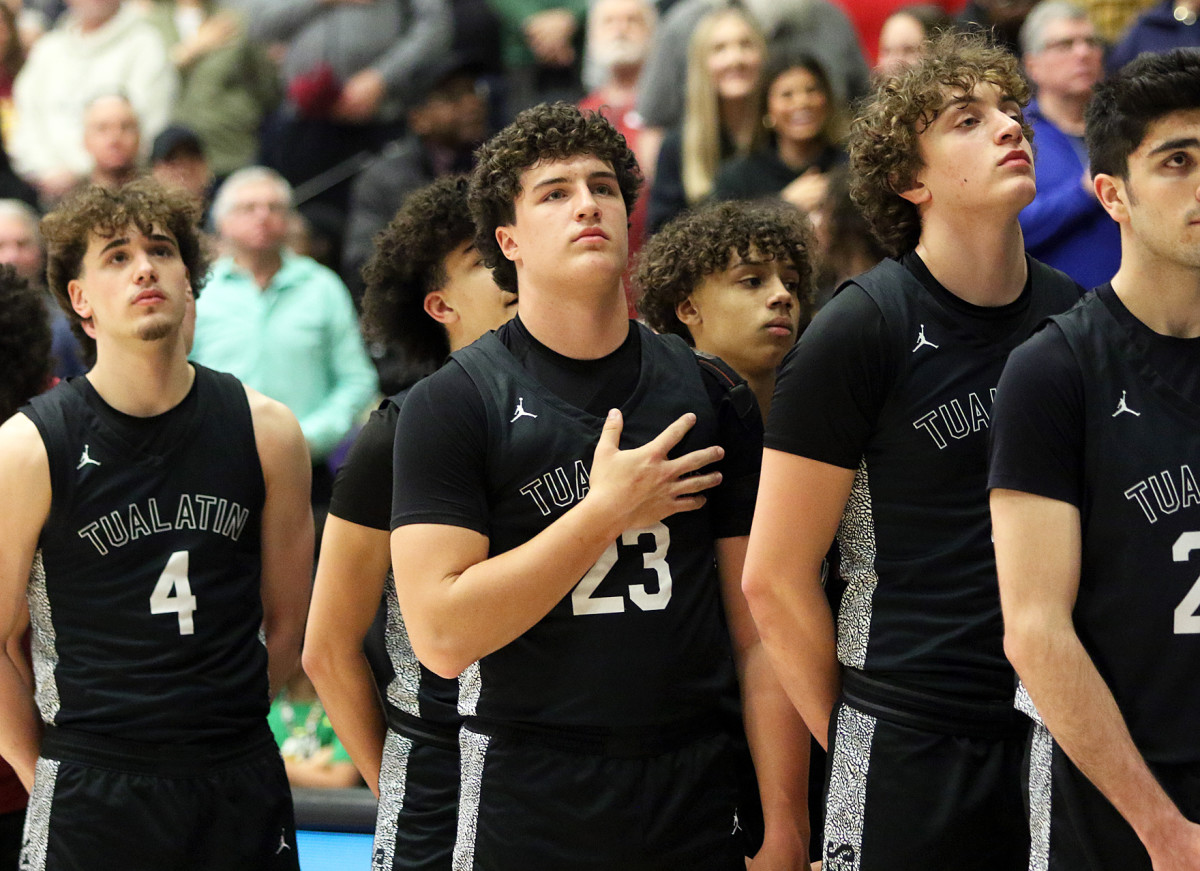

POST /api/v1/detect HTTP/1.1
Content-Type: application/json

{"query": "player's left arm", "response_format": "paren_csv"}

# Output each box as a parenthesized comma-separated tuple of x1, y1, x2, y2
(718, 535, 810, 869)
(249, 387, 314, 697)
(993, 490, 1200, 867)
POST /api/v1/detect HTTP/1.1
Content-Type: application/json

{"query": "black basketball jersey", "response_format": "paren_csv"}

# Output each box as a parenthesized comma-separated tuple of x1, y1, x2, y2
(330, 390, 462, 733)
(450, 325, 738, 729)
(1052, 291, 1200, 765)
(21, 366, 269, 743)
(831, 258, 1079, 698)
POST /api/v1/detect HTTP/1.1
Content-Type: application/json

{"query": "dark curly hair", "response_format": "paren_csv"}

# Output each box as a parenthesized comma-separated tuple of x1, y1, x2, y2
(41, 179, 209, 361)
(634, 199, 816, 341)
(469, 102, 642, 294)
(848, 29, 1031, 256)
(0, 265, 52, 421)
(361, 175, 477, 370)
(1087, 49, 1200, 180)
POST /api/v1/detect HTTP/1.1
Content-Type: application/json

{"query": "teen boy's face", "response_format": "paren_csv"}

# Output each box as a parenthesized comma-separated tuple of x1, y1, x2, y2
(68, 224, 191, 345)
(497, 154, 629, 287)
(677, 249, 801, 378)
(1098, 108, 1200, 270)
(439, 240, 518, 343)
(905, 81, 1035, 216)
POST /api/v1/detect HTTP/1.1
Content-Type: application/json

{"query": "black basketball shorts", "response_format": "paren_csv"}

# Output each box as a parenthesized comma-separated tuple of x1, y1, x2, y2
(20, 724, 298, 871)
(451, 719, 745, 871)
(821, 671, 1031, 871)
(1026, 722, 1200, 871)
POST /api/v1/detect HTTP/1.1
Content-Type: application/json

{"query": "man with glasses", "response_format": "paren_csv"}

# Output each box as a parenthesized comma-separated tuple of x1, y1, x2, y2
(1018, 0, 1118, 287)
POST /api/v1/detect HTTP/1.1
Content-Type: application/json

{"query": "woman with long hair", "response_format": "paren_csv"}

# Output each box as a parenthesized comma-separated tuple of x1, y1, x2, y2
(713, 50, 846, 216)
(646, 4, 765, 234)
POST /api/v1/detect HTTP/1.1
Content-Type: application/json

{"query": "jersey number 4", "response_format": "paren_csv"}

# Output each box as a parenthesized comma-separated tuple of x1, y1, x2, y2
(1174, 532, 1200, 634)
(150, 550, 198, 635)
(572, 523, 672, 616)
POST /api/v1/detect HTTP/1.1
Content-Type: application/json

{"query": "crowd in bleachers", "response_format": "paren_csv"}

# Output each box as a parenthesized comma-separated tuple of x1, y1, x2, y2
(0, 0, 1196, 853)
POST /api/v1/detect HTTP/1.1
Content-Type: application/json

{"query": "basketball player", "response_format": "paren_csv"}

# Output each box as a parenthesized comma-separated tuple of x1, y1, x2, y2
(741, 31, 1081, 871)
(634, 199, 816, 420)
(303, 175, 517, 871)
(0, 180, 312, 871)
(389, 103, 808, 869)
(990, 49, 1200, 871)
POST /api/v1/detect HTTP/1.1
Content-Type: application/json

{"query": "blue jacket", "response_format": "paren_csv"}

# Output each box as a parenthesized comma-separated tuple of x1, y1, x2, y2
(1019, 100, 1120, 289)
(1108, 1, 1199, 73)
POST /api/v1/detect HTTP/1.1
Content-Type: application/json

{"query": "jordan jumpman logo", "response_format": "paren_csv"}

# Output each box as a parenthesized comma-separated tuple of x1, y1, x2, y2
(510, 397, 538, 423)
(912, 324, 939, 352)
(76, 445, 101, 469)
(1112, 390, 1141, 418)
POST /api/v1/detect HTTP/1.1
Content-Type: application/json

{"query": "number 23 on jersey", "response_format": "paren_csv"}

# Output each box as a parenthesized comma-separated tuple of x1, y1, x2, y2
(572, 523, 673, 616)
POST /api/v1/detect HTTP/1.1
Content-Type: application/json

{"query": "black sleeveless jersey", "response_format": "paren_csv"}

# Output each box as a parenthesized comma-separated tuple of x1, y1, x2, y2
(328, 391, 462, 733)
(830, 258, 1080, 698)
(450, 325, 738, 729)
(1051, 292, 1200, 765)
(21, 366, 269, 743)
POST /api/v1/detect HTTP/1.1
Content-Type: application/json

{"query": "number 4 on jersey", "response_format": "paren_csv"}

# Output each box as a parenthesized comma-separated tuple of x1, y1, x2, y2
(150, 550, 198, 635)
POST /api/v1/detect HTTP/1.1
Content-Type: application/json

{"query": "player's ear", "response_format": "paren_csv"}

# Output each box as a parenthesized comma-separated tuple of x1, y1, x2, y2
(495, 225, 519, 263)
(424, 290, 458, 325)
(68, 278, 92, 321)
(897, 178, 931, 206)
(675, 295, 701, 328)
(1094, 173, 1129, 224)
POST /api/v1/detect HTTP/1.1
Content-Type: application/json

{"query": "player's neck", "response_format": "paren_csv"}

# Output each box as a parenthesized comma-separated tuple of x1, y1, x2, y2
(745, 371, 774, 422)
(87, 339, 196, 417)
(516, 279, 630, 359)
(1111, 247, 1200, 338)
(915, 213, 1027, 307)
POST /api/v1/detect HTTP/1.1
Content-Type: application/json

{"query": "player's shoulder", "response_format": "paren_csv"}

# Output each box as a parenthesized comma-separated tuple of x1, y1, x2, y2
(0, 411, 51, 512)
(1028, 256, 1087, 306)
(0, 410, 48, 462)
(243, 384, 305, 455)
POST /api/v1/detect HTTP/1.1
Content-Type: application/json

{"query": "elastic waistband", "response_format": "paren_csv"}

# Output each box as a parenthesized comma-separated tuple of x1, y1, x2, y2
(384, 704, 460, 753)
(841, 669, 1022, 740)
(39, 723, 278, 776)
(464, 714, 721, 759)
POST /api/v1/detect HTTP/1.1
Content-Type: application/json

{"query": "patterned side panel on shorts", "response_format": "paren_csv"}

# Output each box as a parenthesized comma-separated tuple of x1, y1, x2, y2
(373, 729, 415, 871)
(834, 461, 877, 669)
(383, 571, 422, 716)
(452, 727, 490, 871)
(26, 551, 60, 724)
(1027, 722, 1054, 871)
(823, 704, 876, 871)
(457, 662, 481, 718)
(1014, 680, 1044, 725)
(19, 757, 59, 871)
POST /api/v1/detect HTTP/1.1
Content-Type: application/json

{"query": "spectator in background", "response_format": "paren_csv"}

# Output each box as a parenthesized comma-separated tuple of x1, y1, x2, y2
(0, 199, 84, 376)
(713, 51, 846, 215)
(1019, 0, 1118, 287)
(190, 167, 378, 518)
(812, 167, 887, 308)
(647, 4, 765, 234)
(1076, 0, 1156, 43)
(10, 0, 176, 205)
(149, 124, 215, 215)
(579, 0, 655, 290)
(246, 0, 451, 238)
(342, 55, 488, 304)
(635, 0, 867, 177)
(268, 666, 360, 790)
(957, 0, 1038, 52)
(143, 0, 280, 181)
(489, 0, 586, 117)
(80, 94, 140, 191)
(875, 4, 954, 75)
(1107, 0, 1200, 70)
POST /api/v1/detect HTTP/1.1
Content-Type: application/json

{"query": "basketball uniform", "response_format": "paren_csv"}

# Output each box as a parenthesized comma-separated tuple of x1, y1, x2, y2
(392, 320, 757, 871)
(17, 366, 297, 871)
(328, 392, 463, 871)
(767, 254, 1080, 870)
(989, 286, 1200, 870)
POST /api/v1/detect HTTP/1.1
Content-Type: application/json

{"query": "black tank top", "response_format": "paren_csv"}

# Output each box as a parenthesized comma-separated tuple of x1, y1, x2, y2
(450, 325, 738, 729)
(1053, 290, 1200, 765)
(22, 365, 268, 743)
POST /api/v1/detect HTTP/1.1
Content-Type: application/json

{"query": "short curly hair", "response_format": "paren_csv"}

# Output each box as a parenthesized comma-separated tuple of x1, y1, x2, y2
(848, 29, 1031, 256)
(361, 175, 477, 369)
(41, 179, 209, 360)
(0, 265, 52, 421)
(634, 200, 816, 341)
(469, 102, 642, 294)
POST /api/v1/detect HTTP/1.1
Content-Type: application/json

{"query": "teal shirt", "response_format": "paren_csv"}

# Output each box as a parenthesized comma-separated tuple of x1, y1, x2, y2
(191, 252, 378, 462)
